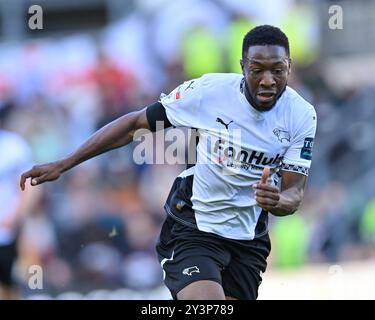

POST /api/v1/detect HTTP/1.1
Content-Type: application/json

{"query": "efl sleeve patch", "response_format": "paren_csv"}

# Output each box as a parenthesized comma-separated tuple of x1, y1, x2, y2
(300, 137, 314, 160)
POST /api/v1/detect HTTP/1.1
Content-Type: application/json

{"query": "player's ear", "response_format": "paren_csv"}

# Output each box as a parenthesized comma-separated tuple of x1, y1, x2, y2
(287, 58, 292, 75)
(240, 59, 244, 74)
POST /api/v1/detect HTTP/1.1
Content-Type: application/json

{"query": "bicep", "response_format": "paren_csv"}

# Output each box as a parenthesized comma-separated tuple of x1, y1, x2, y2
(133, 108, 151, 130)
(125, 108, 151, 142)
(128, 103, 172, 141)
(127, 102, 170, 132)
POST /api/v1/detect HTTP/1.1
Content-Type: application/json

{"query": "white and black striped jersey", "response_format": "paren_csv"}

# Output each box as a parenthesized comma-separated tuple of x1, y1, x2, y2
(146, 73, 317, 240)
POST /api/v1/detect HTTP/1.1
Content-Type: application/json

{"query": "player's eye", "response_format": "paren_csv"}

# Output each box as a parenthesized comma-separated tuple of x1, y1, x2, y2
(273, 69, 283, 75)
(251, 69, 262, 75)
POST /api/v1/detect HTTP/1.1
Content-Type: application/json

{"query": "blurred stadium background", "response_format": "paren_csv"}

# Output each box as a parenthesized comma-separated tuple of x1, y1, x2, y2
(1, 0, 375, 299)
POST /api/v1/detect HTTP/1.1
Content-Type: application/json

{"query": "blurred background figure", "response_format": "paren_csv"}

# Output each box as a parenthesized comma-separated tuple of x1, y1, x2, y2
(0, 102, 40, 299)
(0, 0, 374, 299)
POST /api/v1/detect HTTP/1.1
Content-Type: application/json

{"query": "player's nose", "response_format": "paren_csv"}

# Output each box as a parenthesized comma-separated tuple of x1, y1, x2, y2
(259, 71, 276, 88)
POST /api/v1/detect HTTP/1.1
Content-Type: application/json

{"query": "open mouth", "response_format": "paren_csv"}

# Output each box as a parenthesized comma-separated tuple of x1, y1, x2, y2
(257, 92, 276, 103)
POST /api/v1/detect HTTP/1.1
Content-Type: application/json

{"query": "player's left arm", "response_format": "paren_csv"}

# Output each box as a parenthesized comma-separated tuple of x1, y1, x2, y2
(255, 102, 317, 216)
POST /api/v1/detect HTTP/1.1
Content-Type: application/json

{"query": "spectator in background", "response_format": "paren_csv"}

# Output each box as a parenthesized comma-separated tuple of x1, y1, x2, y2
(93, 51, 139, 128)
(0, 102, 40, 299)
(225, 15, 257, 73)
(181, 25, 224, 78)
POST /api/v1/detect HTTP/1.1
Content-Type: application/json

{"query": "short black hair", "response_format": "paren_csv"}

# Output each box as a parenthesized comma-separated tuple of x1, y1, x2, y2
(242, 25, 290, 57)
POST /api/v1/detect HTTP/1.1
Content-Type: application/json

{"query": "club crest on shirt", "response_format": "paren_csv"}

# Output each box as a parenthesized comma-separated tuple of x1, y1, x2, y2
(273, 128, 291, 143)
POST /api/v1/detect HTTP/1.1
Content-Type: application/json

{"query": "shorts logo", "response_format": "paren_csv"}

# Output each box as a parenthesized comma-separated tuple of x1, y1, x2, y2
(301, 137, 314, 160)
(182, 266, 200, 276)
(273, 128, 291, 143)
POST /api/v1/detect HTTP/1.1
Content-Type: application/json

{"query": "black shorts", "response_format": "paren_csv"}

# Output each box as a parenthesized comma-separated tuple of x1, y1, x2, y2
(0, 240, 18, 286)
(156, 216, 271, 300)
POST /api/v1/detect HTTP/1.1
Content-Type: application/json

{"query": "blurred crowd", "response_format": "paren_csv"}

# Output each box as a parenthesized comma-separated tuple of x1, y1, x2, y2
(1, 0, 375, 298)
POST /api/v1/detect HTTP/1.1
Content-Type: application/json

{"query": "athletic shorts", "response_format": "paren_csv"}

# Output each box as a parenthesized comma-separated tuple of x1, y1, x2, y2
(156, 216, 271, 300)
(0, 240, 18, 286)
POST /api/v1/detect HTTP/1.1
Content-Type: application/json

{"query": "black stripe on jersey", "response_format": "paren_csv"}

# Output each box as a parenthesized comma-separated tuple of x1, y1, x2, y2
(163, 129, 199, 227)
(254, 210, 269, 238)
(146, 102, 172, 132)
(164, 175, 197, 228)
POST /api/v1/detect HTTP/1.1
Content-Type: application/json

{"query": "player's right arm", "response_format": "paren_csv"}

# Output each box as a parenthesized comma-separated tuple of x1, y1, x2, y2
(20, 75, 201, 190)
(20, 106, 154, 190)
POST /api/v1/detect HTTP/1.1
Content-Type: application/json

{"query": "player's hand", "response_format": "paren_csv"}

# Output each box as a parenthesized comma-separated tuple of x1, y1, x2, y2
(20, 160, 66, 190)
(253, 166, 280, 211)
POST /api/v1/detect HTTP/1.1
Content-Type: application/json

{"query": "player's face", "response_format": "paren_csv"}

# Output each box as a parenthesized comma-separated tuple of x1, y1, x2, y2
(241, 45, 290, 112)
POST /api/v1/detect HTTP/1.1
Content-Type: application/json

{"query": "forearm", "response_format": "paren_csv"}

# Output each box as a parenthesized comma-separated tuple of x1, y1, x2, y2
(255, 169, 307, 217)
(20, 108, 151, 189)
(269, 187, 303, 216)
(62, 111, 143, 172)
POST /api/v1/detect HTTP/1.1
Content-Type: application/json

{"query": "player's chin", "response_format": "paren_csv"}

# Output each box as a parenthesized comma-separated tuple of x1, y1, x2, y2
(255, 97, 276, 111)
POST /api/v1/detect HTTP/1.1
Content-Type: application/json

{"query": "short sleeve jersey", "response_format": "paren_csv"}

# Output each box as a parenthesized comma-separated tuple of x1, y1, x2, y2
(159, 73, 317, 240)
